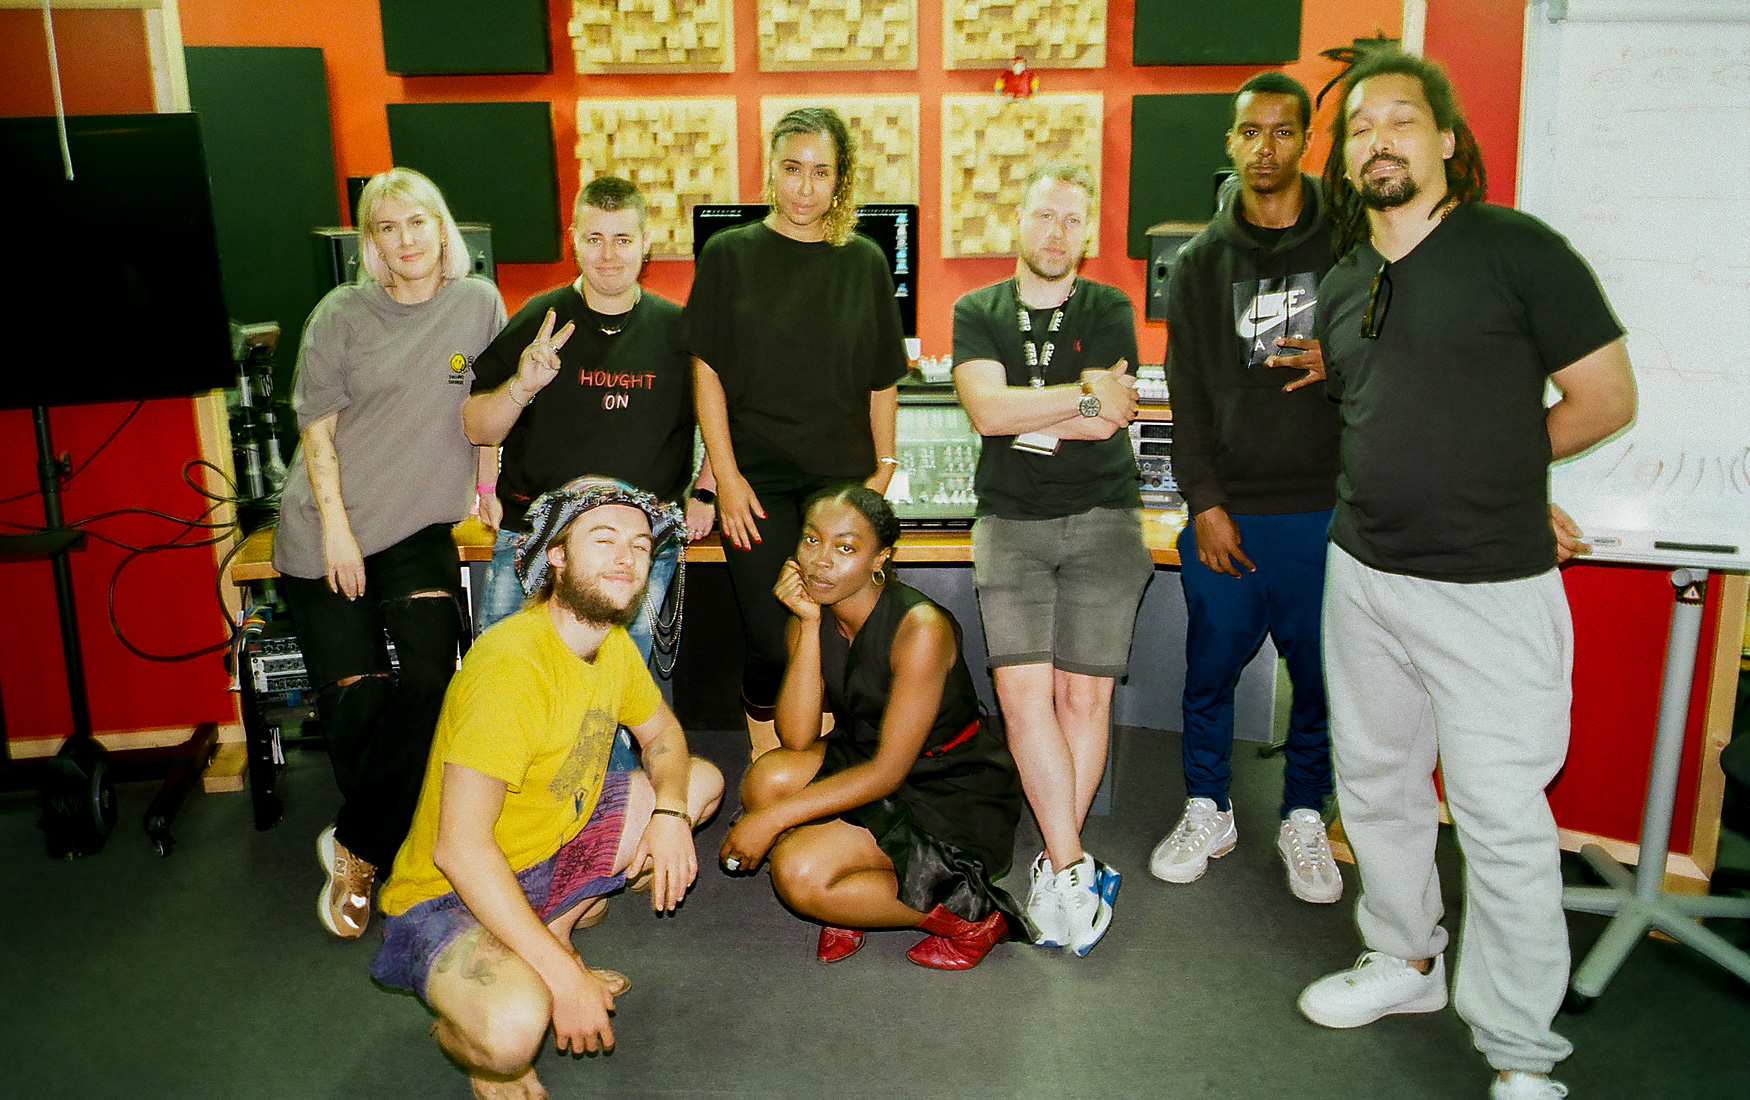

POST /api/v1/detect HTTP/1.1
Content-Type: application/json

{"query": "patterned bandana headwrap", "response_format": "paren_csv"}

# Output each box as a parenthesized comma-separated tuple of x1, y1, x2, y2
(513, 476, 684, 596)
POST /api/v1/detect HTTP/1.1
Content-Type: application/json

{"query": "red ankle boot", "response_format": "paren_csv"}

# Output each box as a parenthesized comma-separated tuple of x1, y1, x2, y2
(817, 925, 865, 963)
(906, 904, 1007, 970)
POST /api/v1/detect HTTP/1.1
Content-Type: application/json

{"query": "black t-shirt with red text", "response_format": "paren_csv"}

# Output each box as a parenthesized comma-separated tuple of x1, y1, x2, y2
(472, 285, 693, 532)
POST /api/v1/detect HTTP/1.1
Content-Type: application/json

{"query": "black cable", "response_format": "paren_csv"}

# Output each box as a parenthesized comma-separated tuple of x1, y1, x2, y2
(68, 401, 145, 480)
(0, 401, 145, 508)
(104, 496, 243, 662)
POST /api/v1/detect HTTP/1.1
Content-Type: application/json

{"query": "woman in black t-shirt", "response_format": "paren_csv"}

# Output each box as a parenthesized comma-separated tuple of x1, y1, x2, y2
(718, 488, 1026, 969)
(682, 107, 910, 757)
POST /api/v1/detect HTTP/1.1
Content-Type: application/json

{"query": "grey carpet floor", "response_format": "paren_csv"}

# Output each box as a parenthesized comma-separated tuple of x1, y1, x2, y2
(2, 725, 1746, 1099)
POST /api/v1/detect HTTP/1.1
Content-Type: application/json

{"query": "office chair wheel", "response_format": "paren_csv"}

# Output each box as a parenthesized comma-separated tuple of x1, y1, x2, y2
(40, 735, 117, 859)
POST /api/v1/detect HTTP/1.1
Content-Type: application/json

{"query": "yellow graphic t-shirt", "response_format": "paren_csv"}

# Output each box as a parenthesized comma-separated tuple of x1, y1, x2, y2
(379, 606, 661, 916)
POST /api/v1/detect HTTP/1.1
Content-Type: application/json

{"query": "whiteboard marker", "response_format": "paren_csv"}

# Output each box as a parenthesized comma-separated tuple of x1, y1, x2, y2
(1653, 541, 1739, 555)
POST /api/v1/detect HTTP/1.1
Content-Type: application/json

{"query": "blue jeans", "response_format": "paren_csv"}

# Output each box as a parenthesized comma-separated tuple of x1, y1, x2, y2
(1177, 509, 1333, 818)
(477, 526, 681, 771)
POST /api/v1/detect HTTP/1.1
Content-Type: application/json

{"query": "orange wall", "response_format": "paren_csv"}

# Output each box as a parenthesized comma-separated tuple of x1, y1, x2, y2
(179, 0, 1403, 365)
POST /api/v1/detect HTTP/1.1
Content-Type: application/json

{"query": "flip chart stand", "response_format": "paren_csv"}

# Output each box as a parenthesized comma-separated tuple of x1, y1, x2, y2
(1561, 568, 1750, 1007)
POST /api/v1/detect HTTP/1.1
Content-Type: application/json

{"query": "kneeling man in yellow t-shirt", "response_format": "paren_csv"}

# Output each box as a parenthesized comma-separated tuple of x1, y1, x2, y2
(371, 477, 724, 1099)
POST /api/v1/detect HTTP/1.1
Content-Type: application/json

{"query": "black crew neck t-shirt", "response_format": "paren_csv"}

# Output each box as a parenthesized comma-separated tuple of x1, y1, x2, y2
(471, 285, 693, 531)
(1316, 203, 1624, 582)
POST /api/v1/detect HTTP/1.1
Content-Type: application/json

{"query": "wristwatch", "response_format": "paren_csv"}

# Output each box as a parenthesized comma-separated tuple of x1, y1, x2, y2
(1078, 379, 1101, 418)
(689, 487, 717, 506)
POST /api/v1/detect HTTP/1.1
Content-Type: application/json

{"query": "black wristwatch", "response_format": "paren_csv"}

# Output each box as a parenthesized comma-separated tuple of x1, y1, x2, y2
(690, 487, 717, 506)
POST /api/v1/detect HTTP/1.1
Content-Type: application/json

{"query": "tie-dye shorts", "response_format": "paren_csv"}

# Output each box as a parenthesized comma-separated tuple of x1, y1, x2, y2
(370, 770, 630, 1005)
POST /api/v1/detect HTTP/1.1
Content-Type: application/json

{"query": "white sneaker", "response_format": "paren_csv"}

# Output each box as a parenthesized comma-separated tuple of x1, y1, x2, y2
(1055, 854, 1119, 958)
(1277, 808, 1343, 904)
(1490, 1072, 1569, 1100)
(1298, 951, 1449, 1028)
(1148, 797, 1237, 883)
(1025, 852, 1067, 948)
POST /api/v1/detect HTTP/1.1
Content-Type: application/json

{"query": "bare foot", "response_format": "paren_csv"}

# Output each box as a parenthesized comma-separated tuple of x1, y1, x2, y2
(470, 1065, 547, 1100)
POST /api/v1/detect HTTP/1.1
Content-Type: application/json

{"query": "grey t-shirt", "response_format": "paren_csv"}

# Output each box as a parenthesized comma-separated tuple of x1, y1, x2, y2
(273, 276, 506, 579)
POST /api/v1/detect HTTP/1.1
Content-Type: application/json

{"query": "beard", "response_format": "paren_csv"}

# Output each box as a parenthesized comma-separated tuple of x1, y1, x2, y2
(552, 567, 644, 628)
(1355, 156, 1420, 210)
(1020, 246, 1079, 282)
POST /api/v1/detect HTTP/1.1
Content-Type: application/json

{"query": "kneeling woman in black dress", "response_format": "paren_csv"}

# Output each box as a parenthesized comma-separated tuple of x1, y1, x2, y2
(719, 487, 1027, 968)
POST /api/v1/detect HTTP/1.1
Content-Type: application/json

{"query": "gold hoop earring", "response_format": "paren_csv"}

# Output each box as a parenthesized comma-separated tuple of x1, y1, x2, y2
(872, 564, 887, 587)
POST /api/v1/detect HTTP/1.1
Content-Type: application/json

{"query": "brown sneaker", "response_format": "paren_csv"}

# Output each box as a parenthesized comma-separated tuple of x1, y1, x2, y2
(316, 825, 376, 939)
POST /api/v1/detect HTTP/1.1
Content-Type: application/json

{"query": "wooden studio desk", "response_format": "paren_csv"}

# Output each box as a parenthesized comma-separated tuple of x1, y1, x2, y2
(226, 512, 1188, 577)
(225, 510, 1249, 828)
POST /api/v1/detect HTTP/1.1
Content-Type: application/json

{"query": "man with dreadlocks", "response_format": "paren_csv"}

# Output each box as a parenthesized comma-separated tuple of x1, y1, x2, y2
(370, 477, 723, 1100)
(1295, 50, 1634, 1100)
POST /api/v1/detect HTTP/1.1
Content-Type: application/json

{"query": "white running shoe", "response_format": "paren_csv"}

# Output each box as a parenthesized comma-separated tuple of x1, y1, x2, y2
(1490, 1072, 1569, 1100)
(1298, 951, 1449, 1029)
(1025, 852, 1067, 948)
(1055, 854, 1119, 958)
(1277, 808, 1344, 904)
(1148, 797, 1237, 883)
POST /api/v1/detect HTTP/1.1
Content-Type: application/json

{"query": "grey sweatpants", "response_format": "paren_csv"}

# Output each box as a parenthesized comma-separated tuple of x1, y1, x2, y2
(1322, 545, 1574, 1074)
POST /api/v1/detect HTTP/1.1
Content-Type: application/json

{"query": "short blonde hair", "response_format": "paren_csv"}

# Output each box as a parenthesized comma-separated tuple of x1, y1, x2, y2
(355, 167, 472, 285)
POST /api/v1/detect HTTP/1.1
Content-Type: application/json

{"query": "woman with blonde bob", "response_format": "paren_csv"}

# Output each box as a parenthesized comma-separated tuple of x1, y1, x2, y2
(682, 108, 911, 760)
(274, 167, 507, 942)
(720, 487, 1028, 969)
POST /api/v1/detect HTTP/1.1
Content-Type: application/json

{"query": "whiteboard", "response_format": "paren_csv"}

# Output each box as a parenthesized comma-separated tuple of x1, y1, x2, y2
(1519, 0, 1750, 571)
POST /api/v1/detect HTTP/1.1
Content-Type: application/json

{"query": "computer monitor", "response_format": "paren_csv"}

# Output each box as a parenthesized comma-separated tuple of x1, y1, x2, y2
(690, 203, 918, 338)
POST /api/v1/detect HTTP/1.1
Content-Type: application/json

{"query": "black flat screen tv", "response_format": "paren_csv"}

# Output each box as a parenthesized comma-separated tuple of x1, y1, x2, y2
(691, 203, 918, 338)
(0, 113, 234, 411)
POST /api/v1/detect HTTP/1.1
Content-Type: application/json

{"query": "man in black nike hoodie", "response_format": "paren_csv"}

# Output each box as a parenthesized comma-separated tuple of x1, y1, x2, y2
(1152, 72, 1345, 907)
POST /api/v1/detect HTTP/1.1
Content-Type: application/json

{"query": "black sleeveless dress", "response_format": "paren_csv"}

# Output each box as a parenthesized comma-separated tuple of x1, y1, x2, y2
(817, 581, 1027, 929)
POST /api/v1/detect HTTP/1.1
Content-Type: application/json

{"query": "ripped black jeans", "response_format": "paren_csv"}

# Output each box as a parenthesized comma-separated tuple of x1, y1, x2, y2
(281, 523, 465, 870)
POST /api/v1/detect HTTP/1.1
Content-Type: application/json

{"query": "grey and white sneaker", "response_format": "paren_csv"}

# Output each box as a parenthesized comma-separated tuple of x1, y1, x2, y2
(1490, 1072, 1569, 1100)
(1298, 951, 1448, 1029)
(1148, 796, 1237, 883)
(1277, 808, 1343, 904)
(1025, 852, 1067, 947)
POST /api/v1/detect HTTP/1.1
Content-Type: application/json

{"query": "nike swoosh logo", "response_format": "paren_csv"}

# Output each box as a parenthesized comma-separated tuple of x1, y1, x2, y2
(1241, 289, 1316, 338)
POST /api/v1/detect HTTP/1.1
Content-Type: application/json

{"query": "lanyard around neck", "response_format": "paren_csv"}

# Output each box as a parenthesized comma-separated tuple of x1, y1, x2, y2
(1015, 277, 1075, 388)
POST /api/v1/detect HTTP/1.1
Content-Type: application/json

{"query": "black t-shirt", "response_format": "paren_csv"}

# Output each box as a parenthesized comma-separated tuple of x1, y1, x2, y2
(680, 221, 910, 479)
(471, 284, 693, 532)
(952, 278, 1142, 519)
(1315, 202, 1624, 582)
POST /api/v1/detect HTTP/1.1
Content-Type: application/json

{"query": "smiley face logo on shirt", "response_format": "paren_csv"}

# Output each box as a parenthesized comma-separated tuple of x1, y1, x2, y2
(449, 353, 467, 374)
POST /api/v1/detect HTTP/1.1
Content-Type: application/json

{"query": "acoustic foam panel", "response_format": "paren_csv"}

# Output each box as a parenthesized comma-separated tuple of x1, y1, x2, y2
(941, 93, 1103, 259)
(386, 102, 562, 264)
(1126, 93, 1232, 259)
(380, 0, 550, 75)
(1133, 0, 1301, 66)
(184, 46, 341, 392)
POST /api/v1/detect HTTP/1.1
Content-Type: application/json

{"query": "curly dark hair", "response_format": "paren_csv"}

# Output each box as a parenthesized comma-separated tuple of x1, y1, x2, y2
(1323, 48, 1487, 259)
(802, 483, 900, 552)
